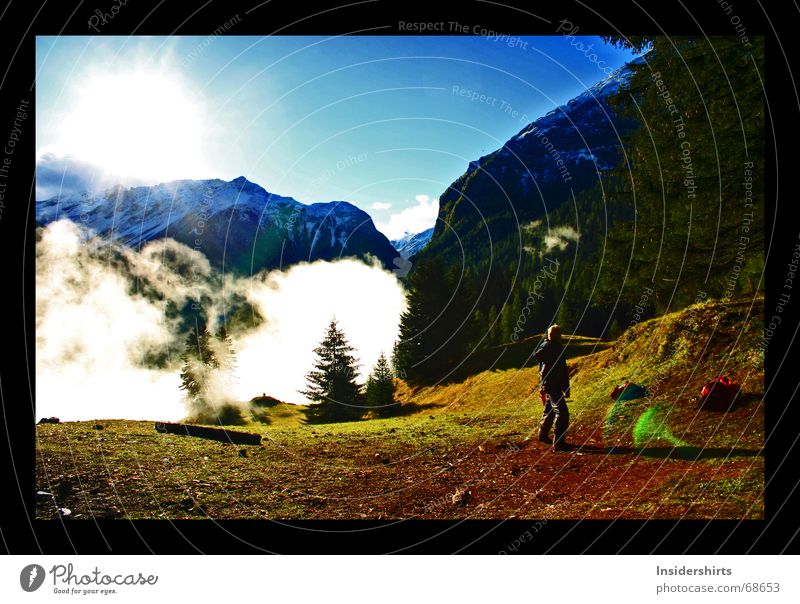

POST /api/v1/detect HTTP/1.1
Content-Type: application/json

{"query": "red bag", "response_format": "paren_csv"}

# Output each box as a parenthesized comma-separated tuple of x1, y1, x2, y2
(699, 375, 741, 411)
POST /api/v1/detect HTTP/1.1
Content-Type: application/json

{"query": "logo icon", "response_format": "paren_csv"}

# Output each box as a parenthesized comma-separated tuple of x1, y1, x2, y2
(20, 564, 46, 592)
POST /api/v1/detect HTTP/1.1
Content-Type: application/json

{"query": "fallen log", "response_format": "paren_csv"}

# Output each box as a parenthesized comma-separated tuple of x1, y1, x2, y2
(155, 422, 262, 446)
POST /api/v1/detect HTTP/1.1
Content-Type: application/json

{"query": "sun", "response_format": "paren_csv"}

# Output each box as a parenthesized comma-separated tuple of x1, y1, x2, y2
(56, 70, 206, 183)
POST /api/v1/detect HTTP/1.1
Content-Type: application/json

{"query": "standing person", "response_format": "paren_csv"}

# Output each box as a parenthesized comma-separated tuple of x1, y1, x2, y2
(533, 324, 571, 451)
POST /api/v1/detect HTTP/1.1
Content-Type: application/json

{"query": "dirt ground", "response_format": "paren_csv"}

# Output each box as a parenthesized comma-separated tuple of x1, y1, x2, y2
(35, 416, 763, 521)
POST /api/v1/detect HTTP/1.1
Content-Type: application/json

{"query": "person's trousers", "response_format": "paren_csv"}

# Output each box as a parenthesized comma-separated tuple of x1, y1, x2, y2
(539, 390, 570, 446)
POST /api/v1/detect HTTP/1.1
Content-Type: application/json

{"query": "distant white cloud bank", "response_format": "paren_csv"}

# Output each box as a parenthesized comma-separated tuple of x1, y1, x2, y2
(376, 194, 439, 240)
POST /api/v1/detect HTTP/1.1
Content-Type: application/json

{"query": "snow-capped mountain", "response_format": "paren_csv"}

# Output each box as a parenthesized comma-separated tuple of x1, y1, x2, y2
(391, 228, 434, 259)
(36, 176, 400, 274)
(425, 57, 645, 263)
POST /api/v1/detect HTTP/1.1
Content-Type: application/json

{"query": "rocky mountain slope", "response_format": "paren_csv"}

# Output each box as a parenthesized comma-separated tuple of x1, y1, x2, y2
(422, 57, 645, 266)
(391, 228, 434, 259)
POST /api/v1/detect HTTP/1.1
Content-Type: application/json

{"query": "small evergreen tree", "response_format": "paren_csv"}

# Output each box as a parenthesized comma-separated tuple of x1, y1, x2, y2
(500, 295, 522, 343)
(179, 321, 219, 418)
(394, 258, 447, 384)
(212, 322, 246, 425)
(390, 340, 405, 381)
(300, 318, 364, 423)
(214, 323, 238, 384)
(487, 305, 499, 346)
(395, 257, 482, 383)
(556, 300, 580, 334)
(473, 308, 487, 347)
(365, 352, 396, 417)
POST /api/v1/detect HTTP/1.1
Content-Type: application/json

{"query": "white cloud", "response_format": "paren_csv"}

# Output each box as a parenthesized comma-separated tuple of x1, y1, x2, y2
(36, 220, 183, 422)
(521, 219, 542, 233)
(235, 259, 407, 405)
(54, 70, 208, 183)
(376, 195, 439, 240)
(36, 221, 408, 420)
(370, 202, 392, 211)
(522, 223, 580, 256)
(35, 152, 154, 201)
(543, 225, 580, 251)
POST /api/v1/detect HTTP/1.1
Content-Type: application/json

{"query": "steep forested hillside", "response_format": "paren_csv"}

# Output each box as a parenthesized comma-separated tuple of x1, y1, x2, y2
(396, 37, 764, 385)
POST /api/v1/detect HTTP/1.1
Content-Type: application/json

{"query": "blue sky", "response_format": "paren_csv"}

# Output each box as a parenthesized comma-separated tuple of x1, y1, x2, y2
(36, 35, 637, 238)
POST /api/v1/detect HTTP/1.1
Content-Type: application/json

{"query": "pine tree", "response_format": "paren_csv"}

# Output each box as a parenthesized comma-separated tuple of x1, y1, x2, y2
(394, 258, 447, 384)
(179, 321, 219, 418)
(214, 323, 238, 384)
(365, 352, 396, 417)
(487, 305, 499, 346)
(500, 295, 522, 344)
(473, 308, 487, 348)
(300, 318, 364, 423)
(390, 340, 406, 381)
(556, 298, 581, 333)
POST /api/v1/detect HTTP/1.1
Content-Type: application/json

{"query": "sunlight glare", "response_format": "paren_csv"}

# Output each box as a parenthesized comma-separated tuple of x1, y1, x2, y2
(58, 70, 206, 182)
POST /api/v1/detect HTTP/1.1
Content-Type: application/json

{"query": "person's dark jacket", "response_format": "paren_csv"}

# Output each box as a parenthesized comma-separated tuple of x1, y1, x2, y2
(533, 339, 570, 395)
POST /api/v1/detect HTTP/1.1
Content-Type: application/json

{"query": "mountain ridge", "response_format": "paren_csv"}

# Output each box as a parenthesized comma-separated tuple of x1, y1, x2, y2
(423, 56, 646, 265)
(391, 227, 434, 259)
(36, 175, 401, 275)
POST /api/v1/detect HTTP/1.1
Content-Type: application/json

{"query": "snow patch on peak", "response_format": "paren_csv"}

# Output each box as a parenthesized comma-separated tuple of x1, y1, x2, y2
(391, 227, 434, 259)
(516, 126, 538, 140)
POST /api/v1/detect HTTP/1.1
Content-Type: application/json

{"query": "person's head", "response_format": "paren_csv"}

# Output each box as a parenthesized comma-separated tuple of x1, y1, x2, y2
(546, 324, 562, 341)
